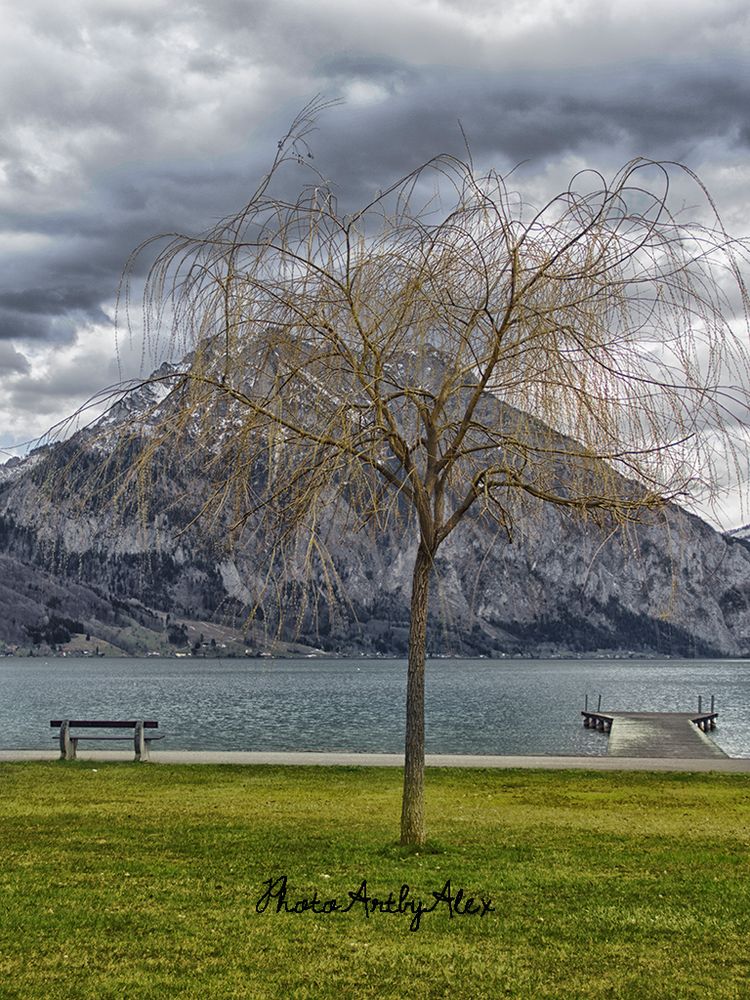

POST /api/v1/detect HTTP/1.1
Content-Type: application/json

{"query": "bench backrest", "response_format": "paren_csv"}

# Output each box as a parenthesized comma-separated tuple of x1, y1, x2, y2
(50, 720, 159, 729)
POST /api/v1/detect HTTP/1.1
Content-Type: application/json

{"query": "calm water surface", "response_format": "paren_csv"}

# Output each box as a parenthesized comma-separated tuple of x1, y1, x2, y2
(1, 656, 749, 756)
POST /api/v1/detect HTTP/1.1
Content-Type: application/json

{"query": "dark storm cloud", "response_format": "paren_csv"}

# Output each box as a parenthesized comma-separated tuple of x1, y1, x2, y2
(0, 343, 31, 375)
(302, 57, 750, 211)
(0, 155, 271, 341)
(317, 52, 417, 90)
(2, 0, 749, 351)
(0, 311, 78, 344)
(0, 287, 107, 317)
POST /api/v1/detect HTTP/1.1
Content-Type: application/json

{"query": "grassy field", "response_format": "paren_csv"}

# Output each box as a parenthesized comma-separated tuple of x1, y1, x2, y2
(0, 763, 748, 999)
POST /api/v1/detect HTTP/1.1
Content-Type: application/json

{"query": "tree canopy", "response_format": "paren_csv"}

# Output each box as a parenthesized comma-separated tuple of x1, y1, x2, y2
(85, 101, 750, 843)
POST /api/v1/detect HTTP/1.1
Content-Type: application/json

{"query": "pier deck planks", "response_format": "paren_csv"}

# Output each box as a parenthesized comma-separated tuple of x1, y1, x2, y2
(597, 712, 727, 758)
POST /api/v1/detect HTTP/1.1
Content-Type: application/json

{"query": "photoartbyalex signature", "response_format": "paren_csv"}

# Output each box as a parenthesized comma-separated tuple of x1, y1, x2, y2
(256, 874, 495, 932)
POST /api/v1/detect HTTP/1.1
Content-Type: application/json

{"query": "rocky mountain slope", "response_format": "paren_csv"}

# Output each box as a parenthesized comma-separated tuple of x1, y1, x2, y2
(2, 366, 750, 658)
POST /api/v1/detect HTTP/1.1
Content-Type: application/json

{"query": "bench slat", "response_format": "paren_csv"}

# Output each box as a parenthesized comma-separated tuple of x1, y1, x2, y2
(50, 720, 159, 728)
(51, 735, 165, 741)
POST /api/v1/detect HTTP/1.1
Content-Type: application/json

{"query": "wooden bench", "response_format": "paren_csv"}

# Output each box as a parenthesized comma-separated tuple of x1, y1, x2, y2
(50, 720, 164, 761)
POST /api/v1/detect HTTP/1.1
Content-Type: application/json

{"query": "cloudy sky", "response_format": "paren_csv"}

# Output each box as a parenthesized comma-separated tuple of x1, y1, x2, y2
(1, 0, 749, 525)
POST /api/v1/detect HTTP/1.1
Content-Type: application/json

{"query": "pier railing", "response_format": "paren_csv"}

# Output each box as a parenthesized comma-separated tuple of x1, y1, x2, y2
(580, 709, 717, 733)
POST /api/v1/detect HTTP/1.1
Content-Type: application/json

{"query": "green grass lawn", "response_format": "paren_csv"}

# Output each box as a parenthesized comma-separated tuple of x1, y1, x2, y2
(0, 763, 748, 999)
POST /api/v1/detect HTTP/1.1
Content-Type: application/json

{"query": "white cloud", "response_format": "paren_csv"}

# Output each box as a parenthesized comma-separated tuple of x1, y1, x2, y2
(0, 312, 153, 449)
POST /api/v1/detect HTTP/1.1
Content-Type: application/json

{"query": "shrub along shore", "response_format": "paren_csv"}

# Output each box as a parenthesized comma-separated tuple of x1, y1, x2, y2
(0, 763, 748, 999)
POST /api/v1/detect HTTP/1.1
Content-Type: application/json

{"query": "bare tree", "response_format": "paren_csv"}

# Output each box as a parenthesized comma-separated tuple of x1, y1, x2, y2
(104, 101, 749, 844)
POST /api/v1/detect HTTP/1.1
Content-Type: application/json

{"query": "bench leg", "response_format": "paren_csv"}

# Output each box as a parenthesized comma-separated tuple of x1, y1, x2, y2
(59, 721, 77, 761)
(134, 721, 150, 762)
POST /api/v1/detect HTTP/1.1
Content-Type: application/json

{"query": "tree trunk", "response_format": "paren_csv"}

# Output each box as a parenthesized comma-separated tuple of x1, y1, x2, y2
(400, 540, 433, 845)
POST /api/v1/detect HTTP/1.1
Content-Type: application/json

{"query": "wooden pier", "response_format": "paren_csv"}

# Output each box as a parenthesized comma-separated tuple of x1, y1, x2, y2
(581, 708, 726, 758)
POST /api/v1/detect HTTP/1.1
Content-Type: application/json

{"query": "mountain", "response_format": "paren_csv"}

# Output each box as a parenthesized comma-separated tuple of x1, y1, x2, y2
(2, 362, 750, 658)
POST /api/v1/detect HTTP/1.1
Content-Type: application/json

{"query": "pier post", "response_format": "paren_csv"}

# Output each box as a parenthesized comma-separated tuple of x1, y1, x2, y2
(597, 694, 602, 711)
(698, 695, 702, 714)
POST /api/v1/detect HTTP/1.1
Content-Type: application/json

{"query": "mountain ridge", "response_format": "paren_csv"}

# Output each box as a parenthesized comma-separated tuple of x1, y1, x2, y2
(2, 360, 750, 659)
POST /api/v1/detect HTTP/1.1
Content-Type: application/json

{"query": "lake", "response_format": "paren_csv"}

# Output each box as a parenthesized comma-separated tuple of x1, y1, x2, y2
(1, 656, 749, 757)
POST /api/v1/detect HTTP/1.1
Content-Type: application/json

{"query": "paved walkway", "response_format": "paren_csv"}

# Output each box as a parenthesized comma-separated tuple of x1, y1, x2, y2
(1, 749, 749, 771)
